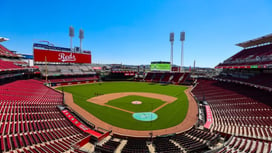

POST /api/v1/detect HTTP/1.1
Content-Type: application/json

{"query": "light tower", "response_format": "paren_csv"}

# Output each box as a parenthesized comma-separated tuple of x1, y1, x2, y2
(193, 60, 196, 71)
(169, 32, 174, 68)
(69, 26, 75, 51)
(180, 31, 185, 72)
(79, 29, 84, 52)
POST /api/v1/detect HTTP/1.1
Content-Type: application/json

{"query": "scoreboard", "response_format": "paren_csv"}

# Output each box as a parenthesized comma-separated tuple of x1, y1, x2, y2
(150, 61, 171, 71)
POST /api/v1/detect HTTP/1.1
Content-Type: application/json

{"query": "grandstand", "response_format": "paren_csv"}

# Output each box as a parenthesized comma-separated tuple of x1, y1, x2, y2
(191, 34, 272, 152)
(215, 33, 272, 91)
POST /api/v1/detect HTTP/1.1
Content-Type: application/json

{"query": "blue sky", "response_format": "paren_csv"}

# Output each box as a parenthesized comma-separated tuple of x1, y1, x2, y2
(1, 0, 272, 67)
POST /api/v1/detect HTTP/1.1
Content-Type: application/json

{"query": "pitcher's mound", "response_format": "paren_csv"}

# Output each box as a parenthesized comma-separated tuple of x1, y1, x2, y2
(131, 101, 142, 105)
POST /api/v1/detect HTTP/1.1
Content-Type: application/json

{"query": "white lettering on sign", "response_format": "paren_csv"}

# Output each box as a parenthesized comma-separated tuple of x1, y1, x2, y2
(58, 53, 76, 62)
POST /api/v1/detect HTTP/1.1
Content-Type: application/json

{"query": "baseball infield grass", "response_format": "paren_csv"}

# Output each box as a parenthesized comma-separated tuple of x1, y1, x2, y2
(59, 82, 188, 130)
(107, 95, 165, 112)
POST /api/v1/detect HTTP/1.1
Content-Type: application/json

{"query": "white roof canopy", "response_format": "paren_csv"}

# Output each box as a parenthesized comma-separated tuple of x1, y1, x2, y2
(236, 33, 272, 48)
(0, 37, 9, 42)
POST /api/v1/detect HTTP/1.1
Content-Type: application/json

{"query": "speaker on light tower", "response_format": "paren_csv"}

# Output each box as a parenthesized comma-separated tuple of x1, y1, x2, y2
(79, 29, 84, 52)
(69, 26, 75, 51)
(180, 31, 185, 71)
(170, 32, 174, 68)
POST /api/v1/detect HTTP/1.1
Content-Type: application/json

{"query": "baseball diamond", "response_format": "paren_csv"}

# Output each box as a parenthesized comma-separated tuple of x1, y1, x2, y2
(58, 82, 198, 136)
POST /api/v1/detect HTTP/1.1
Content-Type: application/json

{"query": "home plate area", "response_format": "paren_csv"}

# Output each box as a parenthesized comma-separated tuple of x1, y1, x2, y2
(131, 101, 142, 104)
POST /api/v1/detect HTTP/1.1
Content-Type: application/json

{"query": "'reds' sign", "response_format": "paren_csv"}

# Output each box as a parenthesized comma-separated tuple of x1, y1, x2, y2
(34, 49, 91, 64)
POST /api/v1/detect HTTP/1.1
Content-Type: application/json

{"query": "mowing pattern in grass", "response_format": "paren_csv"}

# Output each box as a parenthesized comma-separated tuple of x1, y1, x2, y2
(106, 95, 165, 112)
(58, 82, 188, 130)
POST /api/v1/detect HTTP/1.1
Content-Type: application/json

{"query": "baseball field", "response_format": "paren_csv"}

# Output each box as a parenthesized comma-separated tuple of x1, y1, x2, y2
(58, 82, 189, 131)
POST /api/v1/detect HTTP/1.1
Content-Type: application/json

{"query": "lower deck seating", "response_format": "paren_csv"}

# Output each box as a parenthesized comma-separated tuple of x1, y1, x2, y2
(0, 79, 89, 152)
(95, 138, 120, 153)
(170, 128, 217, 152)
(218, 136, 272, 153)
(153, 137, 182, 153)
(122, 138, 149, 153)
(192, 79, 272, 140)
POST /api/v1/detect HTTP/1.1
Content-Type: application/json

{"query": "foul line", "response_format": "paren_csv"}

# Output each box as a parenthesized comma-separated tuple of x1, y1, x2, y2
(104, 104, 134, 114)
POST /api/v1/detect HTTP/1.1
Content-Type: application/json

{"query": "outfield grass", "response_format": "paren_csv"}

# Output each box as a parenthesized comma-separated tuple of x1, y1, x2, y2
(58, 82, 188, 130)
(106, 95, 165, 112)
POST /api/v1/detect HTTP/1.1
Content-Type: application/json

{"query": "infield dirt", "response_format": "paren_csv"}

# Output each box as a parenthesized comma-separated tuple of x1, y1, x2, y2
(87, 92, 177, 113)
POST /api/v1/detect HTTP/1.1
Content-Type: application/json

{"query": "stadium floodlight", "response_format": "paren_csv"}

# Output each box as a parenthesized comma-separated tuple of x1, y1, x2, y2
(169, 32, 174, 68)
(194, 60, 196, 71)
(79, 29, 84, 52)
(69, 26, 75, 51)
(180, 32, 185, 41)
(180, 31, 185, 71)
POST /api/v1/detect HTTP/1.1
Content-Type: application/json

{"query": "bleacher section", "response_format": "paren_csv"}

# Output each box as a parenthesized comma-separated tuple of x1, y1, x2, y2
(144, 72, 190, 84)
(192, 79, 272, 141)
(0, 79, 90, 152)
(160, 72, 171, 82)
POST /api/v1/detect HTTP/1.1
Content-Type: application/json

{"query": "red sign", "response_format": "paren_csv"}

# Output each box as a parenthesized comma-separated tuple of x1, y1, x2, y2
(62, 110, 101, 137)
(204, 105, 213, 129)
(34, 49, 91, 63)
